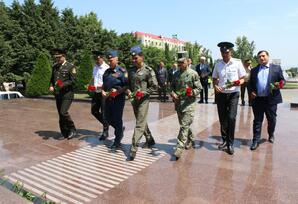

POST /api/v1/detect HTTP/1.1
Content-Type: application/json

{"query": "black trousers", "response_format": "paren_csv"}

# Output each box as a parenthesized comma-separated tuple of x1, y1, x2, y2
(200, 78, 209, 102)
(158, 84, 167, 102)
(216, 92, 239, 145)
(91, 92, 109, 130)
(252, 97, 277, 142)
(105, 94, 126, 145)
(55, 92, 76, 136)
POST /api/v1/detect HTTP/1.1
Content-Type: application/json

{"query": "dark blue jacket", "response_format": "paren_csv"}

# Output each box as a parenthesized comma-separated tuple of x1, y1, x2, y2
(250, 63, 285, 104)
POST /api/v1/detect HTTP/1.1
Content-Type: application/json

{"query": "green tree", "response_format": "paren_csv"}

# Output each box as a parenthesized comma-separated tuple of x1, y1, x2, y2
(75, 50, 93, 90)
(142, 46, 164, 69)
(26, 52, 52, 97)
(117, 32, 139, 69)
(233, 36, 255, 61)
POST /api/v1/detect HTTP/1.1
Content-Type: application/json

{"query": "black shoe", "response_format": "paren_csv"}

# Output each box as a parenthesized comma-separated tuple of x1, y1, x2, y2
(268, 135, 275, 143)
(110, 143, 122, 151)
(227, 145, 234, 155)
(241, 101, 245, 106)
(185, 140, 195, 149)
(99, 131, 109, 141)
(198, 100, 204, 104)
(128, 151, 136, 161)
(205, 101, 208, 104)
(250, 141, 259, 151)
(218, 141, 227, 150)
(67, 131, 76, 140)
(142, 138, 156, 149)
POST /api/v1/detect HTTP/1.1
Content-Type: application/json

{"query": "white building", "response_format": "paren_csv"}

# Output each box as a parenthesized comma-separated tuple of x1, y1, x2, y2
(134, 31, 186, 51)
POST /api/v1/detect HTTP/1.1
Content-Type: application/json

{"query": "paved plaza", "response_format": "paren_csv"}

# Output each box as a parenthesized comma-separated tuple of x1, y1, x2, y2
(0, 89, 298, 203)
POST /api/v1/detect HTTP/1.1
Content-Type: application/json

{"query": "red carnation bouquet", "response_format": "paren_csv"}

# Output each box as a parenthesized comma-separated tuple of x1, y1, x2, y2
(223, 79, 240, 89)
(87, 85, 96, 92)
(107, 88, 118, 98)
(55, 79, 64, 91)
(130, 90, 145, 102)
(175, 86, 193, 98)
(270, 80, 285, 94)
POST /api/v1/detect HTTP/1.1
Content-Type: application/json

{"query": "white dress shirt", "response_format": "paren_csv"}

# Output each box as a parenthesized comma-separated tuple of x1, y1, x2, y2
(92, 62, 109, 87)
(212, 58, 246, 93)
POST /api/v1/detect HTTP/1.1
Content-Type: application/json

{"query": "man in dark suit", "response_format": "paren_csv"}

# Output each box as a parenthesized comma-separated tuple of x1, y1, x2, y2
(49, 48, 77, 139)
(249, 50, 285, 150)
(196, 56, 211, 103)
(156, 61, 168, 102)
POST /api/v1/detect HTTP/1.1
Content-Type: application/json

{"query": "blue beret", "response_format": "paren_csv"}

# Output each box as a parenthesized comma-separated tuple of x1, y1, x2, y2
(217, 42, 234, 53)
(106, 50, 118, 59)
(130, 45, 142, 56)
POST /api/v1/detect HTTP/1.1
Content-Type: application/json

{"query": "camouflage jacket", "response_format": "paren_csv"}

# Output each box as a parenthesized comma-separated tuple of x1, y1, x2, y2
(171, 68, 202, 112)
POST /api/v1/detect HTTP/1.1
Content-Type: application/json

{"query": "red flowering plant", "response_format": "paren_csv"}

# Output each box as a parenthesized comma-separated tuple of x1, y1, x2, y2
(130, 90, 145, 102)
(270, 80, 285, 94)
(54, 79, 64, 91)
(223, 79, 241, 89)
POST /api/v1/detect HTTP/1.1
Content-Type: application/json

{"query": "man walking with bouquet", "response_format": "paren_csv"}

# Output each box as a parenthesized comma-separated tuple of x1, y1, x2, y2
(212, 42, 246, 155)
(126, 45, 158, 161)
(249, 50, 285, 150)
(170, 57, 202, 160)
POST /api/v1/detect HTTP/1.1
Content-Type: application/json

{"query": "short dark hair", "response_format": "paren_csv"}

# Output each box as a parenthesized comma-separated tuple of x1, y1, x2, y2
(244, 59, 251, 63)
(257, 50, 269, 56)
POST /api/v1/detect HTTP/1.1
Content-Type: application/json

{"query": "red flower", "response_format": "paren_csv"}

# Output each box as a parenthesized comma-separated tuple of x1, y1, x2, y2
(135, 90, 145, 100)
(279, 80, 285, 88)
(109, 90, 118, 98)
(233, 80, 240, 86)
(56, 80, 64, 88)
(88, 85, 96, 91)
(185, 87, 192, 96)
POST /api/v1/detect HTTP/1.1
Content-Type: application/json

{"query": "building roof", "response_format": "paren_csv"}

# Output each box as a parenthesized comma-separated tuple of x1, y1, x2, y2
(134, 31, 186, 44)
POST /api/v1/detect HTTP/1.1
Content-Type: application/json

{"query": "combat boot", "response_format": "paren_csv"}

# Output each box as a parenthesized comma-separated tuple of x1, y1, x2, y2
(173, 148, 183, 160)
(128, 151, 136, 161)
(142, 138, 156, 149)
(185, 140, 195, 150)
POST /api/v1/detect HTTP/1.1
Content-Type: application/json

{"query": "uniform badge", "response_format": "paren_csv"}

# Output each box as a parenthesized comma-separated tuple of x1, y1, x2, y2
(72, 68, 77, 74)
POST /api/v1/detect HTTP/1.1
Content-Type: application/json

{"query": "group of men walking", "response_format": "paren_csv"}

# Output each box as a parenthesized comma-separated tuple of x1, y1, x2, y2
(49, 42, 285, 161)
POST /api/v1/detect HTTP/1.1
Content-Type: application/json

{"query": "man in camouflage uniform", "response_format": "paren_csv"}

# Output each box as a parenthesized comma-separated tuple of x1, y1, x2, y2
(127, 45, 158, 161)
(170, 57, 202, 160)
(49, 49, 77, 139)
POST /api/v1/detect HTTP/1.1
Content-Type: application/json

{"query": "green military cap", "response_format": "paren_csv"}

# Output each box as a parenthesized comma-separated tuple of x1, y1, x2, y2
(51, 48, 66, 58)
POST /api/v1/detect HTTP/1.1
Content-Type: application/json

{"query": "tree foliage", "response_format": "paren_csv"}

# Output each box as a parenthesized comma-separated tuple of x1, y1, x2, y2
(0, 0, 214, 90)
(233, 36, 255, 61)
(75, 50, 93, 90)
(26, 52, 51, 97)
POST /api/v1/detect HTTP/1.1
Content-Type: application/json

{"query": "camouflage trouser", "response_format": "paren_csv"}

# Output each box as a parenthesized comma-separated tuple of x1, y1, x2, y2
(130, 99, 154, 152)
(176, 109, 195, 150)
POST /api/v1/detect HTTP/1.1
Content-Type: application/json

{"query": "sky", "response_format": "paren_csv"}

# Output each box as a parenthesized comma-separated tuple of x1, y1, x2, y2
(3, 0, 298, 68)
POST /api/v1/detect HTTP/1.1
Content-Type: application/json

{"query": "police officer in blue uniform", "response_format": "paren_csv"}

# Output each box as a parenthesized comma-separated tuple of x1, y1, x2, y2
(102, 50, 128, 151)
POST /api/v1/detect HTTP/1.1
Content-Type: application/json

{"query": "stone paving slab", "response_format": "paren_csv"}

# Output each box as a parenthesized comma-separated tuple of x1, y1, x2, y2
(0, 89, 298, 203)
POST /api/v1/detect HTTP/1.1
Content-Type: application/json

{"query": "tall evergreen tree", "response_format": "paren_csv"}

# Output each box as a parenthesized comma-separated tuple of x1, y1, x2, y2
(26, 52, 51, 97)
(75, 50, 93, 90)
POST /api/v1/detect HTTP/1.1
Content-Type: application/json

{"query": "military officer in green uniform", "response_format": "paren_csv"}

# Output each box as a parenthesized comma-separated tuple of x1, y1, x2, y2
(126, 45, 158, 161)
(170, 57, 202, 160)
(49, 48, 77, 139)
